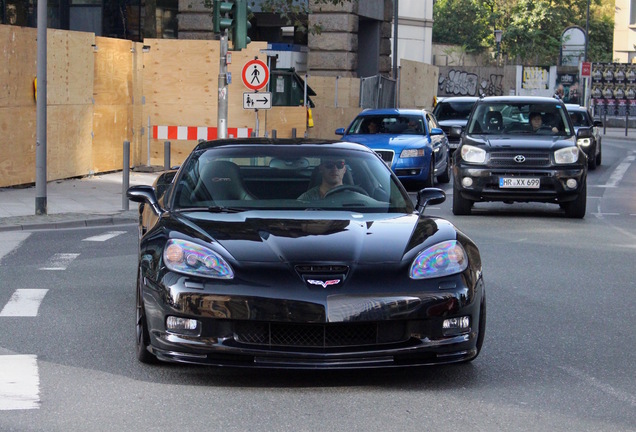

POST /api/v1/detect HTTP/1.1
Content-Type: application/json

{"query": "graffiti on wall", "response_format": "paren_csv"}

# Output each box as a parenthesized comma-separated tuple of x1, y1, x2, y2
(522, 67, 549, 90)
(438, 69, 503, 96)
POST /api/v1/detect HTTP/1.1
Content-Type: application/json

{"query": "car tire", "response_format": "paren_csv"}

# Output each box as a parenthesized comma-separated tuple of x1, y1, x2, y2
(136, 267, 158, 364)
(588, 144, 597, 170)
(422, 158, 435, 188)
(452, 181, 472, 215)
(596, 140, 602, 166)
(562, 181, 586, 219)
(437, 154, 451, 184)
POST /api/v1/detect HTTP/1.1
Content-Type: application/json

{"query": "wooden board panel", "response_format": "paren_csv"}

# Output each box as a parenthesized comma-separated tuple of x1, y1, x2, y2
(46, 105, 94, 181)
(399, 59, 438, 110)
(47, 29, 94, 105)
(0, 106, 36, 187)
(92, 104, 132, 172)
(93, 36, 133, 106)
(0, 25, 37, 108)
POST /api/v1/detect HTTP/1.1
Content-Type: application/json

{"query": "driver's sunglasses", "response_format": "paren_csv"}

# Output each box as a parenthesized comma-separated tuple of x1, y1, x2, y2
(323, 161, 345, 169)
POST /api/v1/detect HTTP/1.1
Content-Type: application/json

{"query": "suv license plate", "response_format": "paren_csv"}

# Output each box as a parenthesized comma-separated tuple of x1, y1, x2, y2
(499, 177, 540, 189)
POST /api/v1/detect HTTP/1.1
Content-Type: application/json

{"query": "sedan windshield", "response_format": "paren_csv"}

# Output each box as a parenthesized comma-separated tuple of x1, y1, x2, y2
(467, 102, 573, 136)
(347, 115, 425, 135)
(171, 145, 414, 214)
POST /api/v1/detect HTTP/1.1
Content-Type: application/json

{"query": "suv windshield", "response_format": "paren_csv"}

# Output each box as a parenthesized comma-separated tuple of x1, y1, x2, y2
(433, 101, 474, 121)
(467, 102, 573, 136)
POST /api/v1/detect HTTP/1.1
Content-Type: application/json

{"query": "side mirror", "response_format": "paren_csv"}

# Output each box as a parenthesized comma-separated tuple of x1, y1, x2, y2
(449, 126, 463, 137)
(335, 128, 345, 136)
(576, 127, 593, 139)
(415, 187, 446, 213)
(127, 185, 163, 215)
(430, 127, 444, 136)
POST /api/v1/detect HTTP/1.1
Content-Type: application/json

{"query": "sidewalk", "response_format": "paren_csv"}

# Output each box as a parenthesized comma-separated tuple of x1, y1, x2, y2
(0, 170, 160, 232)
(0, 128, 632, 232)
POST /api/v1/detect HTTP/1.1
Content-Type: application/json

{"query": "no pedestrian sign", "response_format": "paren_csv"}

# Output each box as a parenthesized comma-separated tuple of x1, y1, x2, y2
(242, 59, 269, 91)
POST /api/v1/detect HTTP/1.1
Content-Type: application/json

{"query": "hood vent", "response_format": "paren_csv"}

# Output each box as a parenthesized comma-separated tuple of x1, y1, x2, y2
(295, 265, 349, 274)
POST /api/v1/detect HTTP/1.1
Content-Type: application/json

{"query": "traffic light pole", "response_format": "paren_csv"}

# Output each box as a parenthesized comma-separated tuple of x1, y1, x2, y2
(217, 33, 228, 139)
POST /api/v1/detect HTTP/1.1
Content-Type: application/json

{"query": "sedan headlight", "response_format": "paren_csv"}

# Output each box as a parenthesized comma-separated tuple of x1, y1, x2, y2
(400, 149, 425, 158)
(410, 240, 468, 280)
(164, 239, 234, 279)
(576, 138, 591, 147)
(554, 147, 580, 164)
(460, 145, 486, 164)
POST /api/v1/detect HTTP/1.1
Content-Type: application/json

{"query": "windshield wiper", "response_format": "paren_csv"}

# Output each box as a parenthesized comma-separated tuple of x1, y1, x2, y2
(174, 206, 246, 213)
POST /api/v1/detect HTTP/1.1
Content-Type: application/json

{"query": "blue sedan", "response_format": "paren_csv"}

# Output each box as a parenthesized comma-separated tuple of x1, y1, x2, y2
(336, 109, 451, 188)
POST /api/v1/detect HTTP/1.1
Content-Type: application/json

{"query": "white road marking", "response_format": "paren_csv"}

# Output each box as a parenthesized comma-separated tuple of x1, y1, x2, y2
(39, 253, 79, 270)
(560, 366, 636, 407)
(601, 154, 635, 188)
(82, 231, 126, 242)
(0, 289, 49, 317)
(0, 355, 40, 410)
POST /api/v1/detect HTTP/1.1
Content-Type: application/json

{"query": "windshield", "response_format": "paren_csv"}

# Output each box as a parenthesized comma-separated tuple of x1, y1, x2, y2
(467, 101, 573, 136)
(171, 145, 414, 214)
(433, 101, 475, 121)
(347, 115, 425, 135)
(568, 110, 591, 127)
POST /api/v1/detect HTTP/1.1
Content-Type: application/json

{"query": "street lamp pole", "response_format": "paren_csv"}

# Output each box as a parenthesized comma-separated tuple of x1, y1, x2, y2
(494, 29, 503, 67)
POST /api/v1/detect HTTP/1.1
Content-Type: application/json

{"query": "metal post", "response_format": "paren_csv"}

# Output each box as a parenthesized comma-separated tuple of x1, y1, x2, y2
(122, 141, 130, 211)
(217, 34, 229, 139)
(35, 0, 48, 215)
(147, 116, 151, 166)
(164, 141, 170, 170)
(271, 130, 277, 138)
(626, 109, 629, 137)
(304, 74, 308, 107)
(335, 76, 339, 108)
(255, 110, 260, 137)
(291, 128, 297, 138)
(603, 109, 607, 135)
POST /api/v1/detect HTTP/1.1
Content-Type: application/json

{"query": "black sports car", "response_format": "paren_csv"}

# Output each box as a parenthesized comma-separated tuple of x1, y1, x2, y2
(127, 138, 485, 369)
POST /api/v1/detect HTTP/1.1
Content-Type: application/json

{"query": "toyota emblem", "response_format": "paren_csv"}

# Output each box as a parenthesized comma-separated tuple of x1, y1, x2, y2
(514, 155, 526, 163)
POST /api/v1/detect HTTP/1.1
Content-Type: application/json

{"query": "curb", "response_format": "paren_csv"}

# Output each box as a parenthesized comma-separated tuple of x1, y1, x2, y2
(0, 213, 138, 232)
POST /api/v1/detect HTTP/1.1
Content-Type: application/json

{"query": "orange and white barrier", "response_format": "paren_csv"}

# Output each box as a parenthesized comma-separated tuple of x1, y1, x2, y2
(152, 126, 252, 140)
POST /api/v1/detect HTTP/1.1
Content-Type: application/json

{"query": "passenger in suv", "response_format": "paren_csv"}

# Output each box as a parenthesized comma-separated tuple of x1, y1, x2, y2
(452, 96, 591, 218)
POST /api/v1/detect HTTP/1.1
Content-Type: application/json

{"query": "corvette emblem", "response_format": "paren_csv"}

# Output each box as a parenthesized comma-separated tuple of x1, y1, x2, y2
(307, 279, 341, 288)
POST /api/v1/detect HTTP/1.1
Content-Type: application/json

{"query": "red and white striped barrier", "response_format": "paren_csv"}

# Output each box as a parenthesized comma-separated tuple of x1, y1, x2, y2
(152, 126, 252, 141)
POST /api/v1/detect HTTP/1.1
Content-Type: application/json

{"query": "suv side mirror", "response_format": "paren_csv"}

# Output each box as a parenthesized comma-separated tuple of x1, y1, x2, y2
(576, 128, 593, 139)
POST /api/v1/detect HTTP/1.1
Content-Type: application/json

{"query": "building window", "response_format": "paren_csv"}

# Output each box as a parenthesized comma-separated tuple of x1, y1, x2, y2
(631, 0, 636, 25)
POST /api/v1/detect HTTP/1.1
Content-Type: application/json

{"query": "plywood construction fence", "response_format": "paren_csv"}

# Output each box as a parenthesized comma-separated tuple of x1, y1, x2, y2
(0, 25, 308, 187)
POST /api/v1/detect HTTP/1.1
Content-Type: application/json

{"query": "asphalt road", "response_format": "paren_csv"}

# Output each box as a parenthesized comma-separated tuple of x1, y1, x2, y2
(0, 137, 634, 432)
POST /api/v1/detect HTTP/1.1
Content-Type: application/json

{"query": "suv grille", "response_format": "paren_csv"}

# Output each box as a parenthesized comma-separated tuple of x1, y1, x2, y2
(234, 321, 408, 348)
(489, 152, 551, 168)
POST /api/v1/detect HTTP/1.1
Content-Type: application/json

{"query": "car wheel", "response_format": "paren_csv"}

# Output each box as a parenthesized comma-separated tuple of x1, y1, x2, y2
(136, 267, 158, 364)
(588, 144, 597, 170)
(562, 181, 586, 219)
(452, 181, 472, 215)
(437, 154, 451, 184)
(422, 158, 435, 188)
(596, 140, 602, 166)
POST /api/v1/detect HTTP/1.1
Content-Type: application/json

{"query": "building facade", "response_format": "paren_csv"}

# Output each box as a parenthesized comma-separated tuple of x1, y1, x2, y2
(614, 0, 636, 63)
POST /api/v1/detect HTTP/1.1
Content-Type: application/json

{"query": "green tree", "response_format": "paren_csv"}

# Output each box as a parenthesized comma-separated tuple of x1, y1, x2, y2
(433, 0, 490, 53)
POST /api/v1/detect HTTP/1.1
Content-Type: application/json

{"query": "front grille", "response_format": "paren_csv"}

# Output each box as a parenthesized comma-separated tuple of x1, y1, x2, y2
(374, 150, 394, 164)
(234, 321, 408, 348)
(489, 152, 551, 168)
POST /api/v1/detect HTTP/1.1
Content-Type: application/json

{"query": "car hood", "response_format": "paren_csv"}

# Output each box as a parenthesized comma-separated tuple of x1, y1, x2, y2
(343, 134, 428, 149)
(438, 119, 468, 127)
(173, 211, 453, 263)
(467, 134, 576, 150)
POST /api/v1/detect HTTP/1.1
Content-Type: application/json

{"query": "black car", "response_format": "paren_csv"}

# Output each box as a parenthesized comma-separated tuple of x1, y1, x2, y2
(432, 97, 478, 154)
(127, 138, 486, 369)
(453, 96, 590, 218)
(566, 104, 603, 170)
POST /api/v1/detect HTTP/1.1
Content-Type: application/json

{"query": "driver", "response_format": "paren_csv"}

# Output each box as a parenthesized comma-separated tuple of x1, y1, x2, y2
(530, 112, 558, 133)
(298, 158, 347, 200)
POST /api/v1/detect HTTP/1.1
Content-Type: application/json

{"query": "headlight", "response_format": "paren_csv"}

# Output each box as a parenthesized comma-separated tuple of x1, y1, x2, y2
(410, 240, 468, 280)
(554, 147, 580, 164)
(163, 239, 234, 279)
(460, 145, 486, 164)
(400, 149, 425, 158)
(577, 138, 591, 147)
